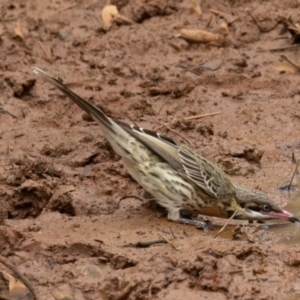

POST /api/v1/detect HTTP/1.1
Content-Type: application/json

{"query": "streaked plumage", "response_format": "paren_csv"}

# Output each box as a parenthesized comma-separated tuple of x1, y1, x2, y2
(33, 67, 299, 228)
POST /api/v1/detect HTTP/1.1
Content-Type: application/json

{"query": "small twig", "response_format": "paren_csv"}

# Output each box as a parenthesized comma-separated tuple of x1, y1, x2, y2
(20, 107, 25, 119)
(209, 9, 224, 16)
(38, 41, 53, 63)
(0, 208, 6, 225)
(154, 122, 168, 132)
(148, 277, 154, 299)
(158, 94, 172, 114)
(184, 111, 221, 121)
(206, 13, 214, 28)
(246, 10, 264, 32)
(7, 145, 14, 170)
(0, 107, 18, 119)
(122, 239, 167, 248)
(154, 111, 221, 131)
(169, 226, 176, 239)
(258, 44, 300, 52)
(229, 269, 243, 274)
(0, 255, 38, 300)
(213, 209, 238, 239)
(246, 10, 279, 33)
(111, 277, 141, 300)
(209, 9, 239, 25)
(0, 160, 7, 171)
(0, 7, 7, 21)
(166, 41, 180, 52)
(125, 112, 139, 127)
(164, 123, 192, 148)
(281, 55, 300, 71)
(50, 158, 54, 180)
(288, 160, 299, 192)
(54, 100, 72, 121)
(148, 273, 159, 299)
(158, 233, 178, 250)
(117, 195, 144, 208)
(56, 3, 78, 14)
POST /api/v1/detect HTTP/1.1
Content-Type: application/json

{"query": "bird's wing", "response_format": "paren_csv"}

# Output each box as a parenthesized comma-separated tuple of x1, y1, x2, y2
(116, 120, 233, 199)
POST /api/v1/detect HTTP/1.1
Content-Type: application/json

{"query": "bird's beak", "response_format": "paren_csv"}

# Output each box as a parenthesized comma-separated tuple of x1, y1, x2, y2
(265, 210, 300, 223)
(238, 208, 300, 223)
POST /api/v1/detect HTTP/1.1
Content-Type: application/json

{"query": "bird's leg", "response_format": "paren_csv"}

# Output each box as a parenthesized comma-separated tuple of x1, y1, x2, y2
(180, 211, 195, 219)
(167, 209, 212, 231)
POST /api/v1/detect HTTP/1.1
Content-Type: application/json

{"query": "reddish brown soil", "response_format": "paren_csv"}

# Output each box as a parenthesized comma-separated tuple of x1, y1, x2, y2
(1, 0, 300, 299)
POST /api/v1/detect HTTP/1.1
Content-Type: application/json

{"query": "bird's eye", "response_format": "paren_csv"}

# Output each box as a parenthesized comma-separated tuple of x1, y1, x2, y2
(262, 205, 270, 211)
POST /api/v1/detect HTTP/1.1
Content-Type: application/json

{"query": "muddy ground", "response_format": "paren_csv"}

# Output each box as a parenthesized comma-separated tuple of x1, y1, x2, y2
(1, 0, 300, 299)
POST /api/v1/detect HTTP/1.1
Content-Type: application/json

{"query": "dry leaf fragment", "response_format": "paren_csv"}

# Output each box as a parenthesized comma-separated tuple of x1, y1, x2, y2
(101, 5, 118, 30)
(274, 63, 299, 74)
(176, 22, 231, 47)
(14, 22, 24, 40)
(190, 0, 202, 16)
(200, 59, 223, 70)
(1, 271, 31, 300)
(38, 41, 53, 63)
(0, 257, 37, 299)
(51, 290, 73, 300)
(72, 264, 102, 278)
(279, 17, 300, 43)
(101, 5, 134, 31)
(274, 55, 300, 74)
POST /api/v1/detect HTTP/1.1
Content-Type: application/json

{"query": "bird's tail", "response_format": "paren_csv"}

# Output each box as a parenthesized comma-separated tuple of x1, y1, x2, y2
(32, 67, 113, 132)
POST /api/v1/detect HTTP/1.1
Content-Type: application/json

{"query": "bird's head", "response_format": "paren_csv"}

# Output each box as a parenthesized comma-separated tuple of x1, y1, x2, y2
(235, 200, 299, 223)
(232, 184, 299, 223)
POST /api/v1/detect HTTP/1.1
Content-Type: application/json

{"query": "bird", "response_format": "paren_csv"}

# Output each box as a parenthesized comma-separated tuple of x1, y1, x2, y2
(32, 67, 300, 228)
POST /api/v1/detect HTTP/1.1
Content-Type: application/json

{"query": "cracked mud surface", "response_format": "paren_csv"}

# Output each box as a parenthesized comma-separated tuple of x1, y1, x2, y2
(1, 0, 300, 299)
